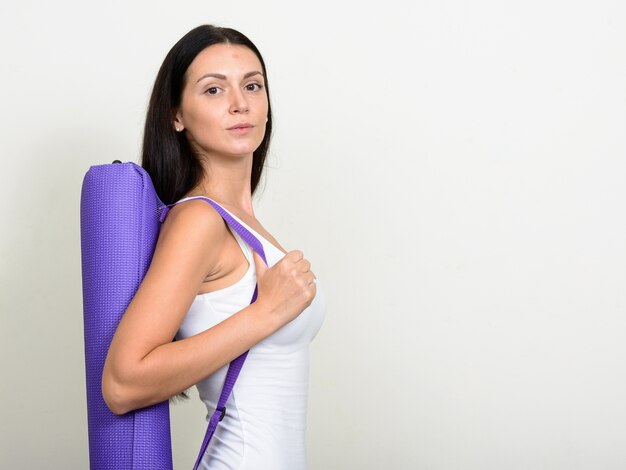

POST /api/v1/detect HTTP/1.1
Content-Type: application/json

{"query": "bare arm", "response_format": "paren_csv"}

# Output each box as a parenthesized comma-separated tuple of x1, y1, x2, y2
(101, 200, 280, 415)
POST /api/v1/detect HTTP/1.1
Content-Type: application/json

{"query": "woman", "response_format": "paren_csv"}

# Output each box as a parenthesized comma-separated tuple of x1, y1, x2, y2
(102, 25, 326, 469)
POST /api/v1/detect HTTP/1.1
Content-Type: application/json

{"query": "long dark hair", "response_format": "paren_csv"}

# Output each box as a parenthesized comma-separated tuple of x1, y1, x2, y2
(142, 25, 273, 204)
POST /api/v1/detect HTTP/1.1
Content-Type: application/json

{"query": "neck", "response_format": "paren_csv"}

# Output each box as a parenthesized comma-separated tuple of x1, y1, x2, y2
(188, 152, 256, 218)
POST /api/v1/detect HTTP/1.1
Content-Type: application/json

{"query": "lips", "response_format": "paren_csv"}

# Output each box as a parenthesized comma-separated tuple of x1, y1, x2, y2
(227, 122, 253, 130)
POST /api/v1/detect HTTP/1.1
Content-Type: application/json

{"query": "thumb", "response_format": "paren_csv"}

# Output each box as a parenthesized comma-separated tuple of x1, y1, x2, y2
(252, 250, 267, 278)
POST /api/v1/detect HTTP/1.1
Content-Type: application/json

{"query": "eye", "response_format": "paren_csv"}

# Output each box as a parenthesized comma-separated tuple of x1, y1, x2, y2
(205, 86, 221, 95)
(245, 83, 263, 92)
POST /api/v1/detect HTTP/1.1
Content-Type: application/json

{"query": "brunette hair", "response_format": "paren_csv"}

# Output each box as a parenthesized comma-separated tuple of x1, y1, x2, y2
(142, 25, 273, 204)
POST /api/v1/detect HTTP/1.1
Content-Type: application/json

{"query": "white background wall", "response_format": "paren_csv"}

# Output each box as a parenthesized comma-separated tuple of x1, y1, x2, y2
(1, 0, 625, 468)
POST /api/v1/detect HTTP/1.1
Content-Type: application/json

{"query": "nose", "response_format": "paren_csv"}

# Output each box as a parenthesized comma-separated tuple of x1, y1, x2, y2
(230, 88, 249, 114)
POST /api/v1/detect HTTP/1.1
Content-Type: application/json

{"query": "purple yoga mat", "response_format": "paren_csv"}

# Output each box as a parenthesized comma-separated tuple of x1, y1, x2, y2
(80, 162, 173, 469)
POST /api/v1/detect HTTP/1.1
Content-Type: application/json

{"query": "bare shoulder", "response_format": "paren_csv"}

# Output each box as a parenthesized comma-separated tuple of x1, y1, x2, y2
(161, 199, 226, 239)
(155, 198, 229, 272)
(162, 199, 224, 230)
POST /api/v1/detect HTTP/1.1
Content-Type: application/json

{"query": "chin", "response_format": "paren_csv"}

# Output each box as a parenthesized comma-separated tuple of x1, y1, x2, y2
(229, 142, 264, 156)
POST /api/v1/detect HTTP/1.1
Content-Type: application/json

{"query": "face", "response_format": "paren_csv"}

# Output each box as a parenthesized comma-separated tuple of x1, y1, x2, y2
(174, 43, 269, 161)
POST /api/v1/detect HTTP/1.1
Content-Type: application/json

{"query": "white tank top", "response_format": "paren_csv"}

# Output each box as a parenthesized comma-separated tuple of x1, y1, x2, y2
(173, 197, 326, 470)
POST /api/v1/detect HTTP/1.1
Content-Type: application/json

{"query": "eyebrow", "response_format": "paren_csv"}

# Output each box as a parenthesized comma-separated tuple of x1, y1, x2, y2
(196, 71, 264, 84)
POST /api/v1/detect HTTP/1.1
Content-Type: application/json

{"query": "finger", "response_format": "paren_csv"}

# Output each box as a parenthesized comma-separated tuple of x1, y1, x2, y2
(299, 259, 312, 273)
(288, 249, 304, 262)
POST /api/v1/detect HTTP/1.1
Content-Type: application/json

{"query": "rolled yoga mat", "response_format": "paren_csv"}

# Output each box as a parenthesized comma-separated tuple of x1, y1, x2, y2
(80, 161, 173, 469)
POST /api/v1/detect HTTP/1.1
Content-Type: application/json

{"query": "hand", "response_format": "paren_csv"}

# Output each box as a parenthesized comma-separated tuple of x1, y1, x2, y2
(252, 249, 317, 327)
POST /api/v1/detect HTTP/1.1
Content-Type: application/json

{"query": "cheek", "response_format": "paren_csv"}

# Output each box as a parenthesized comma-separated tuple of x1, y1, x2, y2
(188, 106, 220, 128)
(186, 112, 226, 147)
(184, 115, 222, 149)
(259, 97, 269, 117)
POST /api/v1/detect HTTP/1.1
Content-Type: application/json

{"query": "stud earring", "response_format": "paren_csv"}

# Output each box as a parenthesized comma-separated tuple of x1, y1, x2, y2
(175, 126, 181, 132)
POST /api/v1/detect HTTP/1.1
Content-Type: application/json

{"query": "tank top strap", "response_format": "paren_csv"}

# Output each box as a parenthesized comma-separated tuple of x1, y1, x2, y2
(228, 225, 253, 264)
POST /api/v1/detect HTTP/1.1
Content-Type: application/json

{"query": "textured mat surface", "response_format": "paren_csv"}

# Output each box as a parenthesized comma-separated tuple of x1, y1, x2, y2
(80, 162, 173, 469)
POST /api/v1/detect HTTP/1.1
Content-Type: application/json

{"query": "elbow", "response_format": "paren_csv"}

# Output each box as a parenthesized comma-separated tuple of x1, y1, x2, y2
(102, 373, 132, 415)
(102, 362, 139, 415)
(102, 360, 160, 415)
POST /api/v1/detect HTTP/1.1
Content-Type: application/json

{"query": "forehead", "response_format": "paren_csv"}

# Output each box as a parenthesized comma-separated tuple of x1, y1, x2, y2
(186, 43, 263, 81)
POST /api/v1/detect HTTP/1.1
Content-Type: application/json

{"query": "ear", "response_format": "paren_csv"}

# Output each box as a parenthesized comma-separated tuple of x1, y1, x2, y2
(172, 109, 184, 132)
